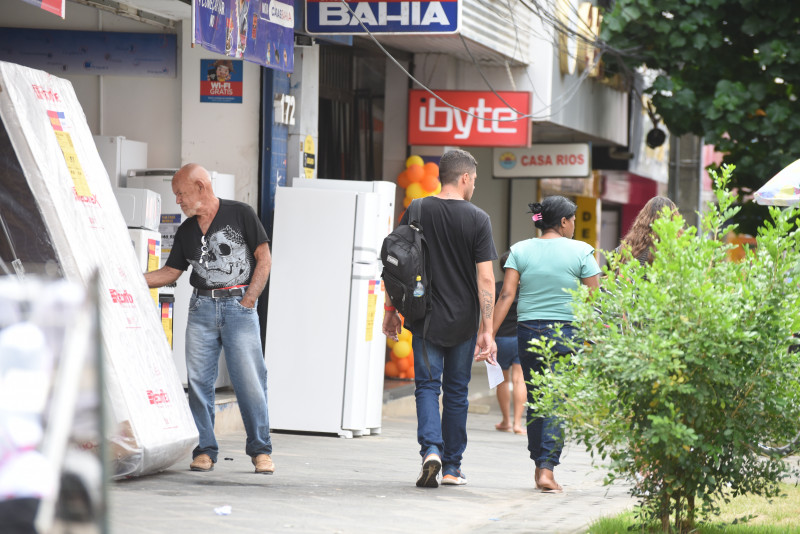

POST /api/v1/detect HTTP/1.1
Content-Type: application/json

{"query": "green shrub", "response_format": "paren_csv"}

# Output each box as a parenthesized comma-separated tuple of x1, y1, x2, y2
(528, 166, 800, 532)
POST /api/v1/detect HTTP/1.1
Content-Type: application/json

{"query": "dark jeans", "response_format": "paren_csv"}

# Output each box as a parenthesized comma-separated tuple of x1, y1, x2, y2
(412, 334, 477, 470)
(517, 320, 577, 470)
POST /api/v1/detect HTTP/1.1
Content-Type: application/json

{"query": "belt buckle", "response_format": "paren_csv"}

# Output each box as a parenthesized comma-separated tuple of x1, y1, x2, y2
(211, 288, 224, 298)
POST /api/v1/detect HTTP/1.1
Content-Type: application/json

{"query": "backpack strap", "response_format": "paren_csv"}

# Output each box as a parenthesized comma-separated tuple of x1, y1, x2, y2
(407, 199, 433, 377)
(408, 196, 423, 228)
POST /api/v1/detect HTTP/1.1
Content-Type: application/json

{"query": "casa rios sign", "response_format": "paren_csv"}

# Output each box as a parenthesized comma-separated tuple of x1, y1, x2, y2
(408, 90, 531, 147)
(493, 144, 591, 178)
(306, 0, 460, 34)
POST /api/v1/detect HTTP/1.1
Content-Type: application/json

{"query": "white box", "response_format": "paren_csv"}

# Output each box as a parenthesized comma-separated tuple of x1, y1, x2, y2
(115, 187, 161, 232)
(94, 135, 148, 188)
(128, 228, 161, 307)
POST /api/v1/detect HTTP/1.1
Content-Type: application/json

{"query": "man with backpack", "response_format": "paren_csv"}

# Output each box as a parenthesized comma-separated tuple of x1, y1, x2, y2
(382, 149, 498, 488)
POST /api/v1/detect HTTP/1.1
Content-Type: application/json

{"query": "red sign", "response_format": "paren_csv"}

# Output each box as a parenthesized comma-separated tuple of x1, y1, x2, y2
(408, 90, 530, 147)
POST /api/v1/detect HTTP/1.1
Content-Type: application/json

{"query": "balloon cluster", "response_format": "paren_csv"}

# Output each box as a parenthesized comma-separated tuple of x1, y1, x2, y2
(385, 156, 438, 379)
(385, 325, 415, 379)
(397, 155, 441, 210)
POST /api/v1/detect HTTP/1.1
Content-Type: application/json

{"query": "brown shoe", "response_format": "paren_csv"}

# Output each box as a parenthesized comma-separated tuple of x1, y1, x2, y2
(252, 454, 275, 474)
(190, 454, 214, 472)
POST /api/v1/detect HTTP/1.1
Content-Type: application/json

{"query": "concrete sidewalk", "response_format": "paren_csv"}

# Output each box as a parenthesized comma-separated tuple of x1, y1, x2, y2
(107, 363, 635, 533)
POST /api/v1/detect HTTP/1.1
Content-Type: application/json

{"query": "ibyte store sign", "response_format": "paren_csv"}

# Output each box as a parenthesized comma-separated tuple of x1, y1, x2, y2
(306, 0, 460, 34)
(492, 144, 590, 178)
(408, 90, 530, 147)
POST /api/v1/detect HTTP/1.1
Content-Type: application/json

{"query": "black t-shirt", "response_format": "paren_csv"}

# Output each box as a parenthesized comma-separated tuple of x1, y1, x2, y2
(400, 197, 497, 346)
(166, 199, 269, 290)
(495, 280, 519, 338)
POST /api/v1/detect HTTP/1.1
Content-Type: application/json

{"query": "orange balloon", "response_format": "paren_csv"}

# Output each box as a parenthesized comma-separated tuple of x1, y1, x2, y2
(397, 170, 411, 189)
(385, 361, 399, 377)
(406, 164, 424, 183)
(398, 371, 408, 379)
(403, 196, 412, 208)
(407, 366, 415, 379)
(396, 356, 412, 371)
(423, 162, 439, 176)
(421, 173, 439, 192)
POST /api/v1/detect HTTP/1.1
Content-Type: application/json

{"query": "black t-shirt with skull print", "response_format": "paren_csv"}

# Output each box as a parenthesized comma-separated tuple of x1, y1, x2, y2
(166, 199, 269, 290)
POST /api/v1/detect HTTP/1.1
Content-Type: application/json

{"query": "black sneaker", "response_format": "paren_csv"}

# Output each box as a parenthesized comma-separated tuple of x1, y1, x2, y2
(416, 447, 442, 488)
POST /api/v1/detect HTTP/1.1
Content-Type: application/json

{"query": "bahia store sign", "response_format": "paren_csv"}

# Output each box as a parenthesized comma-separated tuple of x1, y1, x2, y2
(408, 90, 530, 147)
(306, 0, 460, 34)
(493, 144, 591, 178)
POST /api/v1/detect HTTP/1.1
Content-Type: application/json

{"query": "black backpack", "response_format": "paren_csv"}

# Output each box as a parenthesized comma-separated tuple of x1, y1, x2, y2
(380, 199, 433, 371)
(380, 199, 431, 322)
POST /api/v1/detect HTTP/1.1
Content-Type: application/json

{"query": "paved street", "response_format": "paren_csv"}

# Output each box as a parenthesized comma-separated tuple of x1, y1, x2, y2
(106, 363, 635, 534)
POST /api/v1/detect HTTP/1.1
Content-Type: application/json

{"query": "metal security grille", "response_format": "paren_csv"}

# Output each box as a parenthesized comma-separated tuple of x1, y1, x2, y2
(318, 46, 380, 181)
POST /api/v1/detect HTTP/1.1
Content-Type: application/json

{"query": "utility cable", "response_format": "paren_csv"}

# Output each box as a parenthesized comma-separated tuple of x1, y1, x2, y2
(335, 0, 606, 123)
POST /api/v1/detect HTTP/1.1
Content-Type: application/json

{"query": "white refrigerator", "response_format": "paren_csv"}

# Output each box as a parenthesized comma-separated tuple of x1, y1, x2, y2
(291, 178, 395, 433)
(265, 182, 394, 437)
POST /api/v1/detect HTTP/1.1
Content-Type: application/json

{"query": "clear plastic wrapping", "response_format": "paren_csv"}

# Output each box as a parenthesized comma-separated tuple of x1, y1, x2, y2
(0, 61, 197, 478)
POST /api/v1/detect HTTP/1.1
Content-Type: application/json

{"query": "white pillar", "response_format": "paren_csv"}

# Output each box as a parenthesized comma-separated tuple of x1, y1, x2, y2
(287, 43, 320, 182)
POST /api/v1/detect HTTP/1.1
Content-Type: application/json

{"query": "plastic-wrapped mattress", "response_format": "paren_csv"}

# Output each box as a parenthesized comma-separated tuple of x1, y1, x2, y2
(0, 61, 197, 478)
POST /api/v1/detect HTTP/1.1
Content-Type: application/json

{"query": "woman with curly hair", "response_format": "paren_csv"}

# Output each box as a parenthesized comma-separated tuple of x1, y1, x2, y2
(617, 196, 677, 265)
(493, 196, 601, 492)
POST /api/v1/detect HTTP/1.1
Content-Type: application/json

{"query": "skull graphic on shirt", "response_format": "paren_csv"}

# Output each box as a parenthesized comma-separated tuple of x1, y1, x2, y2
(190, 225, 251, 287)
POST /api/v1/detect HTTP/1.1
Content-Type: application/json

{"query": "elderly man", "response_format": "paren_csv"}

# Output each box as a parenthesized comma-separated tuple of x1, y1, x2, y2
(145, 163, 274, 474)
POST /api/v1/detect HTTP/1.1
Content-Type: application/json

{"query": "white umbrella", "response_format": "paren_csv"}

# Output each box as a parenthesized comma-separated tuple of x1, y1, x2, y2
(754, 158, 800, 206)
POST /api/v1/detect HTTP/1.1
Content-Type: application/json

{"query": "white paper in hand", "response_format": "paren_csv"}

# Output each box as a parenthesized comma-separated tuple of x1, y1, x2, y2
(485, 361, 504, 389)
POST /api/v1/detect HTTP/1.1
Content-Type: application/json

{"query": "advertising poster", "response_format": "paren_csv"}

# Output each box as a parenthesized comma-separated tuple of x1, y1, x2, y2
(194, 0, 295, 73)
(200, 58, 243, 103)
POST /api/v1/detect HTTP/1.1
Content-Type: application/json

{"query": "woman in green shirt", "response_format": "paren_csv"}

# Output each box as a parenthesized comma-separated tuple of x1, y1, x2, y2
(493, 196, 601, 492)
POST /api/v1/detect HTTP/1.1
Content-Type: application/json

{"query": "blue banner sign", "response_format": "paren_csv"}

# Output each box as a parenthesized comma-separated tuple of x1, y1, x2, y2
(306, 0, 460, 35)
(194, 0, 295, 73)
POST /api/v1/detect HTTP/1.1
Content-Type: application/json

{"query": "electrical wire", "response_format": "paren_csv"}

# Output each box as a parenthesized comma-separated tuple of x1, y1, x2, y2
(333, 0, 629, 123)
(339, 0, 616, 122)
(335, 0, 529, 122)
(498, 0, 613, 119)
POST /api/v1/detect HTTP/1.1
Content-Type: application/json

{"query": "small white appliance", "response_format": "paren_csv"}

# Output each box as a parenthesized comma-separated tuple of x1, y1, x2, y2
(93, 135, 148, 188)
(115, 187, 161, 232)
(127, 228, 161, 308)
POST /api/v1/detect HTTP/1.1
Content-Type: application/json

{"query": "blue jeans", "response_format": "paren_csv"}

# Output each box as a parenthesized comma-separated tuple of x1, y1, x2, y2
(518, 320, 577, 470)
(412, 335, 476, 469)
(186, 294, 272, 462)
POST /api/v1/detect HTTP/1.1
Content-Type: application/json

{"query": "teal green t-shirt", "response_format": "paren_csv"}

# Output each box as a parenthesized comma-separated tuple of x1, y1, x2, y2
(506, 237, 601, 322)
